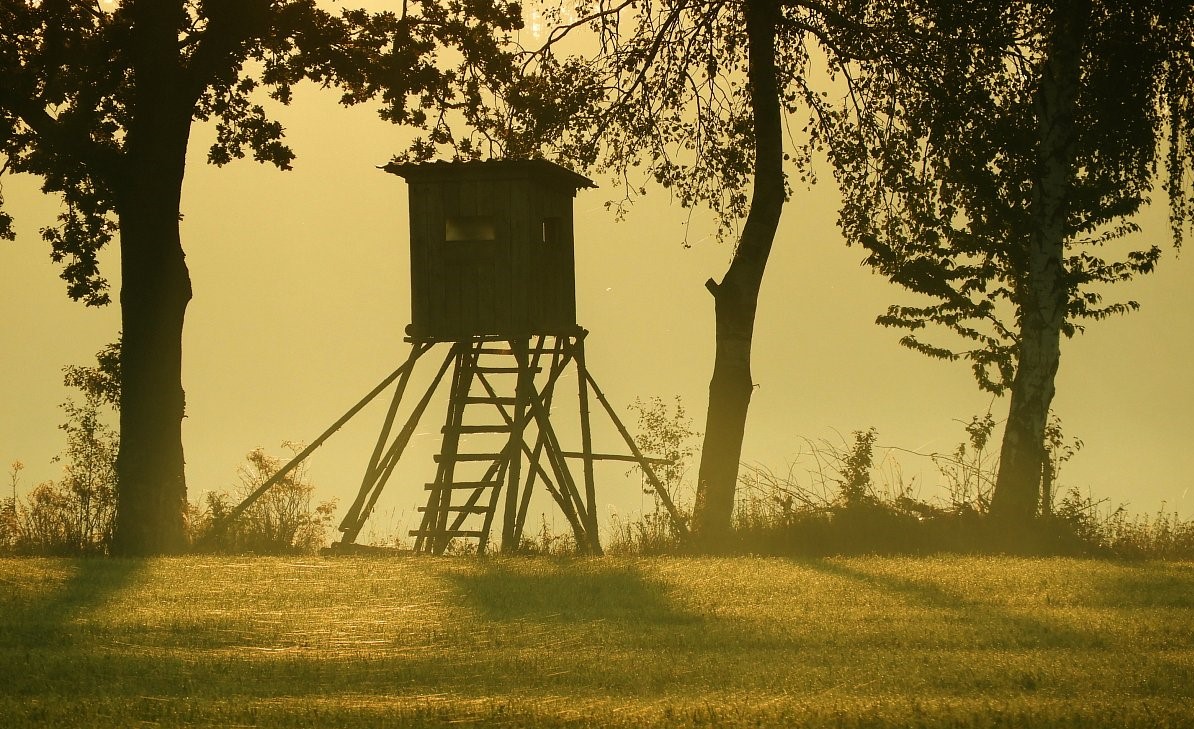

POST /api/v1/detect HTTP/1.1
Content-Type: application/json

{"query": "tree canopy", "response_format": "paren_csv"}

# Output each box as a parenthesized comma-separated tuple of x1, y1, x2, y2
(499, 0, 920, 542)
(832, 0, 1194, 520)
(0, 0, 524, 553)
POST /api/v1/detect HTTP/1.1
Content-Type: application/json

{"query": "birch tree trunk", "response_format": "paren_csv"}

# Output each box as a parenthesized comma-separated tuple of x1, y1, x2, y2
(691, 0, 785, 547)
(990, 0, 1090, 525)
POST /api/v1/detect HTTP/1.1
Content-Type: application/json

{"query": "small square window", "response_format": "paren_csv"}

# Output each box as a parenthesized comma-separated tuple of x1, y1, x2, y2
(446, 216, 497, 241)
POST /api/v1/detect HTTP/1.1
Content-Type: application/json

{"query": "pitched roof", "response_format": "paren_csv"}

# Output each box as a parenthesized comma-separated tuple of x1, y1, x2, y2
(384, 158, 596, 191)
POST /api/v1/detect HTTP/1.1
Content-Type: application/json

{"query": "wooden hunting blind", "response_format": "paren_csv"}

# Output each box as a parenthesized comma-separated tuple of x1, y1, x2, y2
(218, 159, 683, 556)
(391, 159, 596, 340)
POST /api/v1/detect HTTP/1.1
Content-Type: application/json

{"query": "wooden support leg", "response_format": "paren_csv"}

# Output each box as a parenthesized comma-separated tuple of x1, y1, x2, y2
(340, 342, 433, 534)
(573, 335, 601, 543)
(338, 347, 455, 545)
(585, 368, 689, 538)
(206, 342, 432, 547)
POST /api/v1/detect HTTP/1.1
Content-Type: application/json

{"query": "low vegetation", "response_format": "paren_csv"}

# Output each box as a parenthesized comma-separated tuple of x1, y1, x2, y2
(187, 445, 337, 555)
(1, 555, 1191, 728)
(612, 407, 1194, 560)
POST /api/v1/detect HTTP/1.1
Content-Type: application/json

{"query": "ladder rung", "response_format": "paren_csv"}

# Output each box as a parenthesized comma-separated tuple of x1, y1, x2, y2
(417, 505, 491, 514)
(473, 366, 541, 374)
(445, 424, 513, 434)
(409, 529, 485, 538)
(463, 396, 518, 406)
(433, 452, 505, 462)
(476, 347, 557, 355)
(424, 481, 499, 490)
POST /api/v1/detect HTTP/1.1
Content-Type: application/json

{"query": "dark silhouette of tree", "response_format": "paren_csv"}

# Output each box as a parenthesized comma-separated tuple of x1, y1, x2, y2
(504, 0, 877, 546)
(0, 0, 523, 554)
(833, 0, 1194, 526)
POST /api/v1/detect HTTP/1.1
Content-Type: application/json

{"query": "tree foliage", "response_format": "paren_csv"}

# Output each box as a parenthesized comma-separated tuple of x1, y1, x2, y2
(0, 0, 525, 304)
(0, 0, 525, 553)
(501, 0, 861, 233)
(828, 0, 1194, 524)
(832, 0, 1194, 393)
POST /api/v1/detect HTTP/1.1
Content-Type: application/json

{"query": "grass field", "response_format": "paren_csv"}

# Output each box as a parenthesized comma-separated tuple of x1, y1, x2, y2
(1, 555, 1192, 728)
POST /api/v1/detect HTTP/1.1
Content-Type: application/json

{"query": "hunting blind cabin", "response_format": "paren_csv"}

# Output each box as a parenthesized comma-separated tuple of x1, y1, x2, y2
(224, 159, 682, 555)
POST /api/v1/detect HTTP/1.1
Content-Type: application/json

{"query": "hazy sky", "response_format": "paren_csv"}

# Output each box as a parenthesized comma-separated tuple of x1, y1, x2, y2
(2, 24, 1192, 539)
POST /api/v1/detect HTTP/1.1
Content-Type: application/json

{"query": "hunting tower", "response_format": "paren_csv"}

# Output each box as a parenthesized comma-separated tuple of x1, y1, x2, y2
(218, 160, 682, 554)
(392, 159, 595, 340)
(222, 159, 683, 557)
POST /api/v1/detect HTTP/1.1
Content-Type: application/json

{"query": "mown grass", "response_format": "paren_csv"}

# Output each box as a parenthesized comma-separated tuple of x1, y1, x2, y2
(1, 556, 1192, 728)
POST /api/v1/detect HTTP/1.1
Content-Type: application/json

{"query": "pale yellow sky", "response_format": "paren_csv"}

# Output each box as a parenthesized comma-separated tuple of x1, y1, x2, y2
(2, 52, 1192, 536)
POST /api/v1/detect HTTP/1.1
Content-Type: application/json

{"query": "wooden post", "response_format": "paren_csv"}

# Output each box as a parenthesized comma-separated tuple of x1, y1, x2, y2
(339, 342, 435, 532)
(520, 341, 600, 555)
(584, 369, 689, 538)
(338, 347, 455, 545)
(501, 338, 531, 551)
(205, 343, 431, 545)
(573, 335, 600, 542)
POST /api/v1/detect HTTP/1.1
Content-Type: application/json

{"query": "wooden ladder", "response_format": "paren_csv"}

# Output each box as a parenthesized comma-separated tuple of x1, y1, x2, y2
(411, 340, 545, 554)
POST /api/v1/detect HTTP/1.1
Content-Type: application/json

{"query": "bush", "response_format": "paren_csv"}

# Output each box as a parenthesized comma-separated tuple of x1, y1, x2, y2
(605, 396, 698, 555)
(189, 444, 337, 554)
(607, 417, 1194, 560)
(1, 342, 120, 556)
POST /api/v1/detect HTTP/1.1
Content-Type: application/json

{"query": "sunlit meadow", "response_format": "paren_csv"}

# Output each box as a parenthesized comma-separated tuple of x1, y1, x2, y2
(2, 555, 1191, 727)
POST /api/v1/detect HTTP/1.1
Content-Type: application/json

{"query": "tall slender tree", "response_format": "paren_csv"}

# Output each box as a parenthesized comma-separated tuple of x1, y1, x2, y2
(833, 0, 1194, 524)
(503, 0, 879, 544)
(0, 0, 522, 554)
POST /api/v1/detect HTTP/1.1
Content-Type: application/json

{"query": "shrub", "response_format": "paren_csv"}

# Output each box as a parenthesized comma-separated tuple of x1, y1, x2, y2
(608, 415, 1194, 560)
(605, 396, 698, 555)
(189, 444, 337, 554)
(1, 343, 120, 556)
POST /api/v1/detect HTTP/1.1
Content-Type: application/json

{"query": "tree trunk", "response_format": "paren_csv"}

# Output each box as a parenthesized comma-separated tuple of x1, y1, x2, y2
(990, 0, 1089, 525)
(690, 0, 785, 547)
(110, 1, 194, 555)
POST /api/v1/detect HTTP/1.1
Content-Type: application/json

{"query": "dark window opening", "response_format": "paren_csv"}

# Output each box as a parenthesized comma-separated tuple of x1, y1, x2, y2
(541, 217, 563, 245)
(446, 216, 497, 241)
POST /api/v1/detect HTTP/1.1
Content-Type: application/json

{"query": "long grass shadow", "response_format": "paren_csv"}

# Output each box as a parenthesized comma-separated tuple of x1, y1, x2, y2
(0, 557, 142, 652)
(446, 558, 699, 626)
(1086, 561, 1194, 609)
(804, 558, 1105, 649)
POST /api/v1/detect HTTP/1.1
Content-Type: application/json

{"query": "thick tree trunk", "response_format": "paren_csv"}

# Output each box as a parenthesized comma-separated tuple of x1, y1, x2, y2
(990, 0, 1089, 525)
(690, 0, 785, 547)
(110, 183, 192, 555)
(110, 1, 194, 555)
